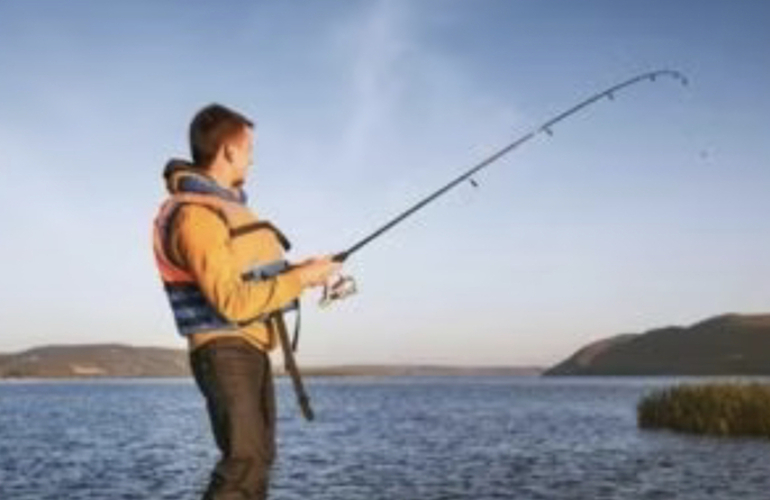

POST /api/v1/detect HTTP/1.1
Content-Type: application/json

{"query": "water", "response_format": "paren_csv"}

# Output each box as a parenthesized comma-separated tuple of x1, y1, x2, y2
(1, 377, 768, 500)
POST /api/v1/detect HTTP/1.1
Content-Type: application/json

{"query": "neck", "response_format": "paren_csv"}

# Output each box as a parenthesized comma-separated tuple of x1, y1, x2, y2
(206, 161, 233, 190)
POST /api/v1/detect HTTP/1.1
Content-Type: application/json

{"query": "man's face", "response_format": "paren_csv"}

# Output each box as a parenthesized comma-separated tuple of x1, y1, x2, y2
(227, 127, 255, 188)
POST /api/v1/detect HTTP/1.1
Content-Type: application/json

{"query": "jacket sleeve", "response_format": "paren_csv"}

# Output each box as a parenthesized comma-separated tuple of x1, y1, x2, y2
(169, 204, 304, 322)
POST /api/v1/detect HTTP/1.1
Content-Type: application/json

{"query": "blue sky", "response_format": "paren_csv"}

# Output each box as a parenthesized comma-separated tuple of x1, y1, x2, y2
(0, 0, 768, 365)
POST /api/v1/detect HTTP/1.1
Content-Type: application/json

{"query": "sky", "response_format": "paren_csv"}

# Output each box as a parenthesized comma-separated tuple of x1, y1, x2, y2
(0, 0, 768, 366)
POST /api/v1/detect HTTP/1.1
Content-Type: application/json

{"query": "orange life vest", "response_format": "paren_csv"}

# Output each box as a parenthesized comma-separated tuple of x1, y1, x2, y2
(152, 174, 296, 342)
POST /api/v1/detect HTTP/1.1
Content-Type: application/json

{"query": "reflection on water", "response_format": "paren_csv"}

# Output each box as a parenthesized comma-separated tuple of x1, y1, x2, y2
(1, 377, 768, 499)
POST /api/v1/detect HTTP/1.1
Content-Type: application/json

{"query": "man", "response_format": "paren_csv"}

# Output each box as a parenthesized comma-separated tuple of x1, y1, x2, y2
(152, 103, 340, 499)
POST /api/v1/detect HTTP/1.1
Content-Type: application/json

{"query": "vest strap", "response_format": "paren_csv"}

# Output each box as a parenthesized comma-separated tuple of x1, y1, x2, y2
(273, 312, 313, 421)
(230, 221, 292, 251)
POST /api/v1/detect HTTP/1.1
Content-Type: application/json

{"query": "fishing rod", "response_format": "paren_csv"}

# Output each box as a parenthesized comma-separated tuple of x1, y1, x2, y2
(320, 69, 689, 305)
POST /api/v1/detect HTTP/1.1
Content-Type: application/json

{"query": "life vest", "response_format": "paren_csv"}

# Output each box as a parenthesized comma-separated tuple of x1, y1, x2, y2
(153, 163, 313, 420)
(152, 169, 297, 343)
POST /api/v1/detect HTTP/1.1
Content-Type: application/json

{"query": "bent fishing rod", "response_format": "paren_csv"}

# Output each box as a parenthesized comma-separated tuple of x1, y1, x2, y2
(320, 69, 689, 305)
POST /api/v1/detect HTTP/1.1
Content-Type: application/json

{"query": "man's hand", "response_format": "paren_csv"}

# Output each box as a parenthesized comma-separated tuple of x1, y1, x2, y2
(295, 256, 342, 289)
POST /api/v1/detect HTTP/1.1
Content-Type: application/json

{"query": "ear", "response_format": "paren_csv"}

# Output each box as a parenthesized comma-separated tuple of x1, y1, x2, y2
(223, 145, 233, 163)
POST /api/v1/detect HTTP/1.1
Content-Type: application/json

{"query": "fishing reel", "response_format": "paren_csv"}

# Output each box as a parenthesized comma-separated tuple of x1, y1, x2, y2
(319, 273, 357, 308)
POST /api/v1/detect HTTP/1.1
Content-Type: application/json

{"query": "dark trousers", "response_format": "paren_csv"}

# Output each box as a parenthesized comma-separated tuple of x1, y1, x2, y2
(190, 338, 276, 500)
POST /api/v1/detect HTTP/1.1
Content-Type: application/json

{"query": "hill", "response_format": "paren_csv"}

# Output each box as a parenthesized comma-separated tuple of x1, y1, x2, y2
(293, 365, 542, 377)
(545, 313, 770, 376)
(0, 344, 190, 378)
(0, 344, 542, 379)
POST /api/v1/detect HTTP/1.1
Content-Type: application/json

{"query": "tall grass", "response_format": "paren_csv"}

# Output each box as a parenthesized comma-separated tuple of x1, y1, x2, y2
(637, 383, 770, 438)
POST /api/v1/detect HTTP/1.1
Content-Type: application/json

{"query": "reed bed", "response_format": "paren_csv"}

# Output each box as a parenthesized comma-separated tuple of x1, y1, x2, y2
(637, 383, 770, 438)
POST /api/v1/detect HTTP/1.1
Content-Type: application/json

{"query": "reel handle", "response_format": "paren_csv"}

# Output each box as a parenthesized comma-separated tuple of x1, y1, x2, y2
(319, 273, 357, 308)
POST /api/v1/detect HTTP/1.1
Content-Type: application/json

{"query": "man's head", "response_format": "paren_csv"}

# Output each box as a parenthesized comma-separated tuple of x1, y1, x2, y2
(189, 104, 254, 188)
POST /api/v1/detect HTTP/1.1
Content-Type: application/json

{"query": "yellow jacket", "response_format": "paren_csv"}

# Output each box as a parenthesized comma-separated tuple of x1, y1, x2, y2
(154, 162, 303, 352)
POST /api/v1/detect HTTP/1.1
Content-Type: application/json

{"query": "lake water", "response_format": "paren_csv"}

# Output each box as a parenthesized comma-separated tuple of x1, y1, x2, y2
(0, 376, 768, 500)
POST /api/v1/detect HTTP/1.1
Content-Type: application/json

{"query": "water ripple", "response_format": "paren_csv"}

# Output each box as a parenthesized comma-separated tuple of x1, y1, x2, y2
(1, 377, 768, 499)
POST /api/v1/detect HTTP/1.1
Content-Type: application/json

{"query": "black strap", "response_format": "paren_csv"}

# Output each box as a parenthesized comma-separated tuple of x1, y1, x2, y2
(292, 301, 301, 352)
(273, 312, 314, 421)
(230, 221, 292, 251)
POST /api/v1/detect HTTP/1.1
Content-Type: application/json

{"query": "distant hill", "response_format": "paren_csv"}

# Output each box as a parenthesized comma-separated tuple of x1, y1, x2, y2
(294, 365, 543, 377)
(0, 344, 542, 379)
(0, 344, 191, 378)
(545, 314, 770, 376)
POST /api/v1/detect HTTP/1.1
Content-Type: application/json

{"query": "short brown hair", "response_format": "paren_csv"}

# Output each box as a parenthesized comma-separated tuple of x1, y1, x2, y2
(189, 104, 254, 168)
